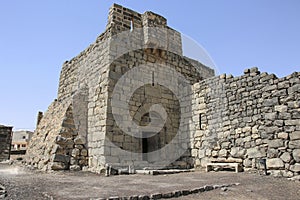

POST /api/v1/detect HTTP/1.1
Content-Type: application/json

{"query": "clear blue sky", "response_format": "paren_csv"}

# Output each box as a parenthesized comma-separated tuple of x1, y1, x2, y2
(0, 0, 299, 130)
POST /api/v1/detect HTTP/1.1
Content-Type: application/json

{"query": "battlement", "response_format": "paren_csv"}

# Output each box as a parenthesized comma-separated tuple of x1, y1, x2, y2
(107, 4, 167, 31)
(106, 4, 182, 55)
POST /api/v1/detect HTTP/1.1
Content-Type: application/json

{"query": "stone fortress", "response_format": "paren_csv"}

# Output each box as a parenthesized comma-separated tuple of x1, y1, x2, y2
(25, 4, 300, 177)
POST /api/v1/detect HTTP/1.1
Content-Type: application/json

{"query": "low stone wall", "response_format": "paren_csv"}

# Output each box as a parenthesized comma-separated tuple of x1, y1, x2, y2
(0, 125, 13, 161)
(191, 68, 300, 177)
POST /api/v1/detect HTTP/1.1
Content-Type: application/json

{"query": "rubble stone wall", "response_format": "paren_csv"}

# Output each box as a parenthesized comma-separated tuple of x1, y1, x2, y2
(191, 67, 300, 177)
(0, 125, 12, 161)
(26, 101, 89, 170)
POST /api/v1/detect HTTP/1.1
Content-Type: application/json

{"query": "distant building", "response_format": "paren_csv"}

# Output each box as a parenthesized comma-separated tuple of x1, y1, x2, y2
(0, 124, 13, 161)
(11, 130, 33, 151)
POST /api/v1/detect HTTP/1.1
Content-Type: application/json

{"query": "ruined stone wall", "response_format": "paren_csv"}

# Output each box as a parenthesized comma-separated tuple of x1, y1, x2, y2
(191, 68, 300, 177)
(26, 101, 88, 170)
(0, 125, 12, 161)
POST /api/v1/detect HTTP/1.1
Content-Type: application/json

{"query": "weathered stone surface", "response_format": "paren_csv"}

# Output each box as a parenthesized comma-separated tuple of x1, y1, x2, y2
(52, 154, 70, 163)
(290, 164, 300, 172)
(70, 165, 81, 171)
(264, 98, 278, 107)
(243, 158, 252, 168)
(71, 149, 80, 157)
(289, 140, 300, 149)
(278, 132, 288, 139)
(282, 170, 294, 178)
(150, 193, 162, 199)
(288, 175, 300, 181)
(285, 120, 300, 126)
(230, 147, 245, 158)
(218, 149, 228, 157)
(292, 149, 300, 162)
(266, 158, 284, 169)
(55, 135, 67, 145)
(288, 84, 300, 94)
(74, 137, 86, 145)
(280, 152, 291, 163)
(246, 148, 266, 158)
(264, 113, 277, 120)
(275, 105, 288, 113)
(268, 139, 284, 148)
(267, 149, 279, 158)
(51, 162, 67, 170)
(290, 131, 300, 140)
(81, 149, 88, 156)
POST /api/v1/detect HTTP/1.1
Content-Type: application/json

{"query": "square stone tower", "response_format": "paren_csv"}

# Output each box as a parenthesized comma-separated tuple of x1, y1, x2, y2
(26, 4, 214, 172)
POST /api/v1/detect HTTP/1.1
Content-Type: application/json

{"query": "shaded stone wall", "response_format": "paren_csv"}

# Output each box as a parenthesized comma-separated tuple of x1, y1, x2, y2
(0, 125, 13, 161)
(191, 68, 300, 177)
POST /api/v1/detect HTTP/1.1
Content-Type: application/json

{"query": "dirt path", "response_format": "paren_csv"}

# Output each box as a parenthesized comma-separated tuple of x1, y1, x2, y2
(0, 163, 299, 200)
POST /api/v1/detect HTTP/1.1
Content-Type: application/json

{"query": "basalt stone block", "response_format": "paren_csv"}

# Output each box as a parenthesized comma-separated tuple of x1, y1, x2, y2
(290, 164, 300, 172)
(263, 98, 278, 107)
(289, 140, 300, 149)
(268, 139, 284, 148)
(290, 131, 300, 140)
(51, 162, 67, 170)
(292, 149, 300, 162)
(247, 147, 266, 158)
(275, 105, 288, 113)
(266, 158, 284, 169)
(280, 152, 292, 163)
(285, 120, 300, 126)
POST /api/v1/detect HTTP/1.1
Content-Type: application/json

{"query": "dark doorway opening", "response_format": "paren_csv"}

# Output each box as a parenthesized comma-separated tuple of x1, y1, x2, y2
(142, 136, 148, 161)
(142, 132, 160, 161)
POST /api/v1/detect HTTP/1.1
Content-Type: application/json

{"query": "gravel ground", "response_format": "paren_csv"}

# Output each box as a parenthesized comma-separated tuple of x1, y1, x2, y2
(0, 162, 300, 200)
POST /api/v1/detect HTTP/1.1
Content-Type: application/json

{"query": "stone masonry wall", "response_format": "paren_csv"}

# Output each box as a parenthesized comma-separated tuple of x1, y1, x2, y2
(0, 125, 12, 161)
(104, 48, 213, 170)
(191, 67, 300, 177)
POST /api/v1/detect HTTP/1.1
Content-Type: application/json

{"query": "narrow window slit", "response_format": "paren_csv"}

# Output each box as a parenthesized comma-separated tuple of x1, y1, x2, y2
(199, 114, 203, 130)
(152, 71, 155, 86)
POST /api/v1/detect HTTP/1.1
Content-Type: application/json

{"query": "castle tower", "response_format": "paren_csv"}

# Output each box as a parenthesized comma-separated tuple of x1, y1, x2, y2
(26, 4, 214, 172)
